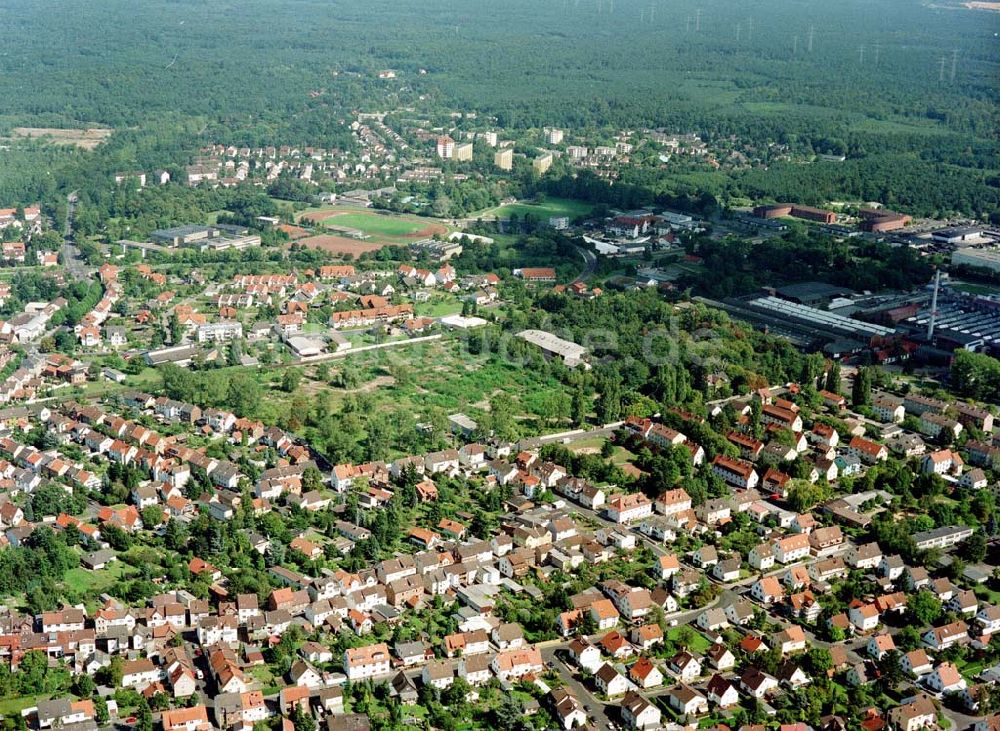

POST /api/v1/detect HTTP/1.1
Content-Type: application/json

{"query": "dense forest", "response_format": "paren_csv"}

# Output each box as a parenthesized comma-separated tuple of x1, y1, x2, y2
(1, 0, 994, 134)
(0, 0, 996, 217)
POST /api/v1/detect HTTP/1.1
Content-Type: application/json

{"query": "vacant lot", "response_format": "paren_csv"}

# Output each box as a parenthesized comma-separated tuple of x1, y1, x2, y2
(264, 337, 578, 440)
(292, 234, 388, 258)
(62, 560, 134, 610)
(10, 127, 113, 149)
(277, 223, 311, 239)
(483, 197, 597, 221)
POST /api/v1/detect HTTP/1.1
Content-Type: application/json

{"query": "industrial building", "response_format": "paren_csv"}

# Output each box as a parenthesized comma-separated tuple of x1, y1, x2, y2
(752, 204, 836, 225)
(767, 282, 856, 307)
(144, 344, 201, 367)
(516, 329, 589, 368)
(743, 297, 895, 341)
(789, 205, 837, 224)
(199, 234, 261, 252)
(932, 226, 985, 244)
(409, 239, 463, 262)
(859, 208, 911, 233)
(901, 291, 1000, 352)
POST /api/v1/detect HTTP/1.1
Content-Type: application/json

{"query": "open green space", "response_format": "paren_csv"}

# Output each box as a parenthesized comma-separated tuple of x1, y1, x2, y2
(61, 561, 133, 596)
(248, 665, 283, 695)
(567, 438, 636, 467)
(665, 626, 712, 654)
(0, 695, 49, 717)
(415, 298, 464, 318)
(483, 197, 597, 221)
(951, 280, 1000, 297)
(284, 337, 579, 442)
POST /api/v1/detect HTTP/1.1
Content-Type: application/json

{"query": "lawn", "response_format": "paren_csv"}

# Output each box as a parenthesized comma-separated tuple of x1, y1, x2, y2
(249, 665, 275, 686)
(974, 584, 1000, 606)
(569, 438, 636, 465)
(74, 367, 162, 400)
(483, 197, 597, 221)
(956, 653, 988, 681)
(665, 626, 712, 654)
(415, 298, 464, 318)
(0, 695, 49, 716)
(609, 446, 638, 466)
(672, 78, 742, 107)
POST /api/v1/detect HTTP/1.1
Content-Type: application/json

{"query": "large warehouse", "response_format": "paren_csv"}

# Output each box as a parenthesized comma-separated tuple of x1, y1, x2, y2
(744, 296, 896, 341)
(517, 329, 589, 368)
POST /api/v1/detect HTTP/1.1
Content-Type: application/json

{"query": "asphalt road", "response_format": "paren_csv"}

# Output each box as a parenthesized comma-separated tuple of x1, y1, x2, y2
(518, 422, 622, 451)
(571, 242, 598, 283)
(63, 192, 89, 281)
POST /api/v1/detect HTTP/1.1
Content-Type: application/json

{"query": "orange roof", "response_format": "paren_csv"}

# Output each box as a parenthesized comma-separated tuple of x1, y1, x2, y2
(757, 576, 784, 597)
(590, 599, 619, 620)
(849, 436, 885, 456)
(600, 631, 628, 653)
(438, 518, 465, 535)
(658, 488, 690, 506)
(783, 625, 806, 642)
(493, 647, 542, 670)
(408, 527, 439, 545)
(934, 661, 963, 687)
(344, 643, 390, 667)
(629, 656, 658, 680)
(162, 706, 208, 730)
(658, 554, 680, 570)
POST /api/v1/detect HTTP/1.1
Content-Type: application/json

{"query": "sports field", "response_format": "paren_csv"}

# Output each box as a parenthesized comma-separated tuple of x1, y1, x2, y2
(482, 197, 597, 221)
(322, 212, 427, 237)
(292, 208, 451, 258)
(298, 208, 449, 240)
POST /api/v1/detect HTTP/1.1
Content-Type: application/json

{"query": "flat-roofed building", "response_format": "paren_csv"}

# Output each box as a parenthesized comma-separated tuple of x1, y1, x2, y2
(516, 329, 588, 369)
